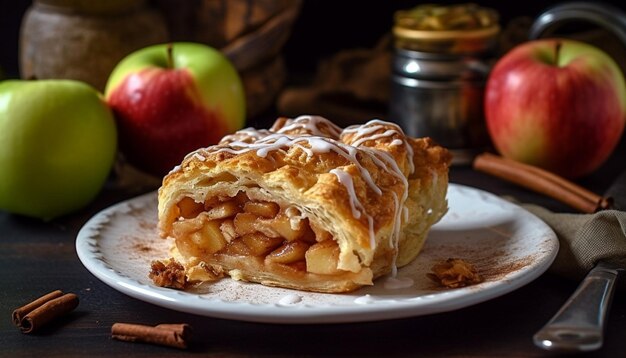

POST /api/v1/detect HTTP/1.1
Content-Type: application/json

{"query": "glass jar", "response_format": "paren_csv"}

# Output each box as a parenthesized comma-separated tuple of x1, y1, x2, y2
(389, 4, 499, 164)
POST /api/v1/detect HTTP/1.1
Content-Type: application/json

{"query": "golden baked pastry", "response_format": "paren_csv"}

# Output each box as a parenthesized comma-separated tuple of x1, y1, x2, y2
(157, 115, 451, 293)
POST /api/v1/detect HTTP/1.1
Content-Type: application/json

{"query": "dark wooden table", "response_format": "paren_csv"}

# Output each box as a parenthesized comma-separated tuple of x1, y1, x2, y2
(2, 139, 625, 357)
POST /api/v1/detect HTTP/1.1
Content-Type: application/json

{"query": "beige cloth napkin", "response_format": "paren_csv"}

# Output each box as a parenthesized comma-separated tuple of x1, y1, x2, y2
(524, 205, 626, 289)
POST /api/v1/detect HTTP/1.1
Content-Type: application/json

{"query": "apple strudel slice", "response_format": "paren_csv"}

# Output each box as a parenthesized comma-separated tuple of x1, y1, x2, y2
(156, 115, 451, 293)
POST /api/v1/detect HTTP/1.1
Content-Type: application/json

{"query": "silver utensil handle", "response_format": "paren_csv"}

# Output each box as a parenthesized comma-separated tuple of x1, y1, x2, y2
(533, 262, 620, 352)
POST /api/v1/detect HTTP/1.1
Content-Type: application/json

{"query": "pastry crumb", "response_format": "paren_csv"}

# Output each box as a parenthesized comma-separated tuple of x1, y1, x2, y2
(427, 258, 483, 288)
(149, 258, 188, 289)
(187, 261, 225, 282)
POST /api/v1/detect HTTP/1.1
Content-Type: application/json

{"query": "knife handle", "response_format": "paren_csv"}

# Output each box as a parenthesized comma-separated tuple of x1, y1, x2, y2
(533, 261, 620, 352)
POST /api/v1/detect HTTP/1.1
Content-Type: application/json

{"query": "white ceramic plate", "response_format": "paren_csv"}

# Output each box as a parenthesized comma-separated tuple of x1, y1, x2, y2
(76, 184, 558, 324)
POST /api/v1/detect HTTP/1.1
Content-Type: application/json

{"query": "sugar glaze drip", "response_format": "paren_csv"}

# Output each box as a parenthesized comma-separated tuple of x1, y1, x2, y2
(186, 116, 415, 277)
(343, 120, 413, 277)
(343, 119, 415, 175)
(275, 115, 343, 138)
(220, 128, 271, 144)
(278, 294, 303, 305)
(329, 168, 376, 248)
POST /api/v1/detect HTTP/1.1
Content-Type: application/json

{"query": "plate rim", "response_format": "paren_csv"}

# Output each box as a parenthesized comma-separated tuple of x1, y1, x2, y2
(75, 183, 559, 324)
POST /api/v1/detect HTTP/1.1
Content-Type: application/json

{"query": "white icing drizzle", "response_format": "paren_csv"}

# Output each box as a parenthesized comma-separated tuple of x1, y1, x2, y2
(330, 168, 376, 249)
(343, 120, 416, 277)
(383, 276, 414, 289)
(184, 116, 417, 277)
(330, 169, 362, 219)
(278, 294, 303, 305)
(390, 139, 403, 146)
(191, 153, 206, 161)
(352, 129, 400, 147)
(169, 165, 181, 174)
(343, 119, 415, 175)
(349, 143, 409, 276)
(390, 192, 402, 277)
(277, 115, 343, 138)
(220, 128, 271, 144)
(212, 134, 383, 196)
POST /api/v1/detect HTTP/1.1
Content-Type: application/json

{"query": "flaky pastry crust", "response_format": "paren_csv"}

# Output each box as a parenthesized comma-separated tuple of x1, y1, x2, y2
(157, 115, 451, 293)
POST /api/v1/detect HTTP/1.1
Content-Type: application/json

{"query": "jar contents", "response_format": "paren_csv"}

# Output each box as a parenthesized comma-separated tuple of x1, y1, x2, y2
(395, 3, 498, 30)
(389, 3, 500, 164)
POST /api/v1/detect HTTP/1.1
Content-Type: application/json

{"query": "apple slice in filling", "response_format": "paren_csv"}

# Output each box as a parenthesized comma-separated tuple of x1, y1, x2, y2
(170, 190, 348, 285)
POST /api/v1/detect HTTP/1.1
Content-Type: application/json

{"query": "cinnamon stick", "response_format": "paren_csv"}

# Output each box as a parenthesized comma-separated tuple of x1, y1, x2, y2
(12, 290, 63, 326)
(12, 291, 79, 333)
(111, 323, 192, 349)
(473, 153, 612, 213)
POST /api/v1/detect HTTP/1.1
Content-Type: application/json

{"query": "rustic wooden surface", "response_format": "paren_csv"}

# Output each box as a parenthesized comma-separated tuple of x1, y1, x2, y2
(1, 138, 625, 357)
(4, 2, 626, 354)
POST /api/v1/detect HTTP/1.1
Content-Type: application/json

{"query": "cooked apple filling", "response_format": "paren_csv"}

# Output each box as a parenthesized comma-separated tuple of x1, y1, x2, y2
(170, 190, 348, 284)
(157, 116, 452, 293)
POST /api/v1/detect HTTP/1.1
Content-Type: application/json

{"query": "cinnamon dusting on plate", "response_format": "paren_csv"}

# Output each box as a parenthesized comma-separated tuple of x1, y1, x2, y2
(132, 243, 153, 253)
(478, 256, 534, 281)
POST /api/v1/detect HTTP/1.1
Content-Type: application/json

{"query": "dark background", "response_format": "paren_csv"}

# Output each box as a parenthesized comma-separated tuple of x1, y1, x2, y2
(283, 0, 626, 74)
(2, 0, 626, 79)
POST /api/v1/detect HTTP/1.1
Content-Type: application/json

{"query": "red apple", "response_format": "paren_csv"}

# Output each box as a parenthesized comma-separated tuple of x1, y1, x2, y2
(105, 42, 245, 176)
(485, 38, 626, 178)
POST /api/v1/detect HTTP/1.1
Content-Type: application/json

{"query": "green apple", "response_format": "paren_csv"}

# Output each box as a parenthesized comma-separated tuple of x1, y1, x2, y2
(105, 42, 246, 176)
(0, 79, 117, 220)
